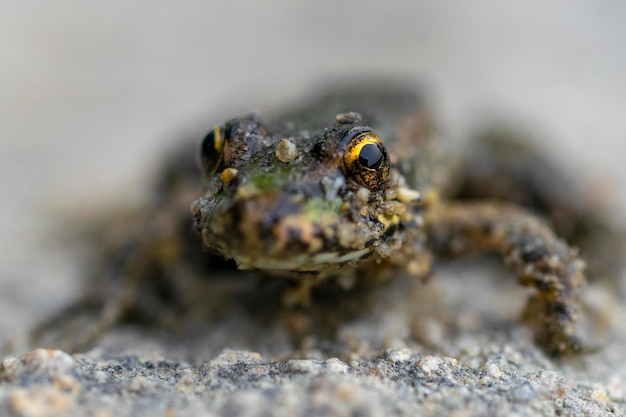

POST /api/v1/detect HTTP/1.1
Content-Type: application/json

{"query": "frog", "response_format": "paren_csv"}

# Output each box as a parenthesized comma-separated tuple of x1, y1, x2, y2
(33, 81, 612, 356)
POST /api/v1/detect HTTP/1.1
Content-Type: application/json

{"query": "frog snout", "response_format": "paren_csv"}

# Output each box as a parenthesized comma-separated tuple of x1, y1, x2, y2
(193, 192, 374, 272)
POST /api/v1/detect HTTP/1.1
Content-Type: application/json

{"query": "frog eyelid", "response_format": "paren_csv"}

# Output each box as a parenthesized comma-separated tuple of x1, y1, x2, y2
(341, 126, 372, 145)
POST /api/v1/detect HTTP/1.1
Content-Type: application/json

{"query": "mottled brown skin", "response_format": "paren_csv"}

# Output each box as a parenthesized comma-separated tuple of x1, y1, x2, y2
(32, 82, 611, 355)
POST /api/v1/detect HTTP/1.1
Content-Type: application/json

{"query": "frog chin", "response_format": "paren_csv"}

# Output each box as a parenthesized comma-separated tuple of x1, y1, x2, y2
(230, 247, 373, 272)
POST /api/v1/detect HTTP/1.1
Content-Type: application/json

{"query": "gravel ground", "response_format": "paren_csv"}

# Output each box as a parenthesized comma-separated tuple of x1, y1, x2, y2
(1, 267, 625, 416)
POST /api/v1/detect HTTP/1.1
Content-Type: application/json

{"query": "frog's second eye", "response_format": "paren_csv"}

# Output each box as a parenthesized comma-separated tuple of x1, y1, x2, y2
(343, 129, 390, 191)
(200, 124, 227, 175)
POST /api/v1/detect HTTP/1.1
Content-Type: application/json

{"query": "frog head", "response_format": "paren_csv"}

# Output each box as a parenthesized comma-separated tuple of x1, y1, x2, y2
(191, 112, 422, 273)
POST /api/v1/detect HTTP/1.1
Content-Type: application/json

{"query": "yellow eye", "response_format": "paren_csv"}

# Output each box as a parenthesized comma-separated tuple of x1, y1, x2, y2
(343, 129, 390, 191)
(199, 124, 227, 175)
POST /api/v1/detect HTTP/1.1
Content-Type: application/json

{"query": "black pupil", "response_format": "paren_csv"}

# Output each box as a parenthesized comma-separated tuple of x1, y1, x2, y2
(358, 143, 384, 169)
(201, 130, 217, 159)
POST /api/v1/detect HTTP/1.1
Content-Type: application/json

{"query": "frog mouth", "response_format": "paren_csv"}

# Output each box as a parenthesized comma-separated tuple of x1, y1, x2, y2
(210, 203, 381, 272)
(230, 247, 374, 272)
(192, 191, 388, 272)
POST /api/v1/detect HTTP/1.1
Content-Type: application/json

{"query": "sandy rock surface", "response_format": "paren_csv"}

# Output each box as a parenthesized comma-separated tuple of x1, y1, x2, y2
(0, 348, 616, 417)
(1, 266, 625, 416)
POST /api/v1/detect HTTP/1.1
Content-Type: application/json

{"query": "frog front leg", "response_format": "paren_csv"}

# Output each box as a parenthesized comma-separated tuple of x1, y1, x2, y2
(427, 201, 588, 355)
(452, 127, 625, 286)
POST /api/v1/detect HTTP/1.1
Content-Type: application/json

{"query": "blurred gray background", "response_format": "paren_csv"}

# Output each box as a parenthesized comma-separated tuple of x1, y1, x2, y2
(2, 1, 626, 339)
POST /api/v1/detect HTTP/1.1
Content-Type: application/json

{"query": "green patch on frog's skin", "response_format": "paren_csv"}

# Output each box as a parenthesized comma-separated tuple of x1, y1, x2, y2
(302, 197, 343, 222)
(247, 164, 296, 193)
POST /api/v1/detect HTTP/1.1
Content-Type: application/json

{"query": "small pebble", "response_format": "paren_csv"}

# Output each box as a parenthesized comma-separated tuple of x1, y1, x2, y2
(275, 138, 299, 163)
